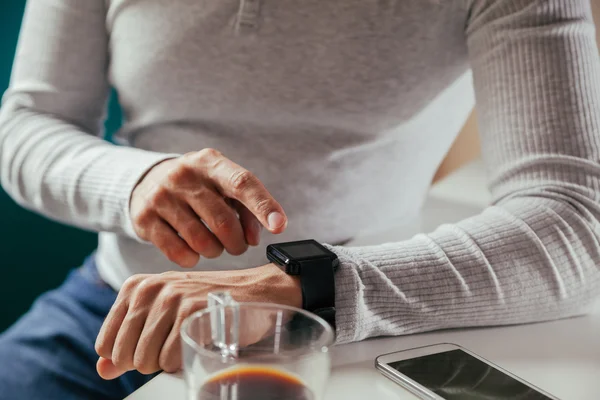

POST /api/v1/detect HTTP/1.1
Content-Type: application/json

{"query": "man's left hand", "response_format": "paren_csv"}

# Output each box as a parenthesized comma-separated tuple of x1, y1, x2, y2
(94, 264, 302, 380)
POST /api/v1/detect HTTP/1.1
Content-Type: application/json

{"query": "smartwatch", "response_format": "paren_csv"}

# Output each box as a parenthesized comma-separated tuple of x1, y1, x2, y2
(266, 240, 338, 325)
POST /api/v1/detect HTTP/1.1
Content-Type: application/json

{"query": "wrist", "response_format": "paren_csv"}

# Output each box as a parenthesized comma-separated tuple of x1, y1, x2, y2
(126, 154, 179, 240)
(256, 263, 303, 309)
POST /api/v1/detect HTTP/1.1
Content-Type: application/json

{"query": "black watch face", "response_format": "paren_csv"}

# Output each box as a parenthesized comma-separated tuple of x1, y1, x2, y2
(278, 241, 329, 258)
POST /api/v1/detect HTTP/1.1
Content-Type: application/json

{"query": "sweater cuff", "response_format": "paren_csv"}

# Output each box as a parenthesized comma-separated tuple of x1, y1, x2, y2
(324, 244, 362, 344)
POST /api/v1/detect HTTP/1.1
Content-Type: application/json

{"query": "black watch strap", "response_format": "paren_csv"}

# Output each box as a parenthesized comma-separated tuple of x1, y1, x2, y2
(314, 307, 336, 330)
(299, 257, 336, 312)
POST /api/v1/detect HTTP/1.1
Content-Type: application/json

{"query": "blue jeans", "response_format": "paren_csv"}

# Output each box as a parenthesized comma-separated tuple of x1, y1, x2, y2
(0, 256, 156, 400)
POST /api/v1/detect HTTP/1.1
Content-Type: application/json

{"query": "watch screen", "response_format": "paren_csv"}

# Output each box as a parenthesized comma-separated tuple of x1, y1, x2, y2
(389, 350, 552, 399)
(279, 242, 327, 258)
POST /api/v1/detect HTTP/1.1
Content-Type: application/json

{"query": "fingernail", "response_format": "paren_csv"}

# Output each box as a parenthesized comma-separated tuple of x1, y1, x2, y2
(267, 212, 286, 231)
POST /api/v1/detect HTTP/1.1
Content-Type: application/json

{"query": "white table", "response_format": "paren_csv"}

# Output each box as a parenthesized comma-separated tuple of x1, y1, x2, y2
(128, 312, 600, 400)
(127, 161, 600, 399)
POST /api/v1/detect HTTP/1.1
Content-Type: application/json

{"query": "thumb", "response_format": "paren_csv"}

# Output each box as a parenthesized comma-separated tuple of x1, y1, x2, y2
(97, 357, 127, 380)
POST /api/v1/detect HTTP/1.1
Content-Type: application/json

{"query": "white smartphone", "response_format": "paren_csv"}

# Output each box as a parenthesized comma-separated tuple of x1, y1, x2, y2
(375, 343, 560, 400)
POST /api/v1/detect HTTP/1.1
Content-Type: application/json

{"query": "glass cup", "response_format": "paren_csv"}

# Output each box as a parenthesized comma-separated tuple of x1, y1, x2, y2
(181, 292, 335, 400)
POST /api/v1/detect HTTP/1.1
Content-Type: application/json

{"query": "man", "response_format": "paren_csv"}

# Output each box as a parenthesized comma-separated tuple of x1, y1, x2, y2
(1, 0, 600, 398)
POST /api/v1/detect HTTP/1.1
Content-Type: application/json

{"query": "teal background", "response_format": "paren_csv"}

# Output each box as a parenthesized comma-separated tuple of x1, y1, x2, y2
(0, 2, 122, 332)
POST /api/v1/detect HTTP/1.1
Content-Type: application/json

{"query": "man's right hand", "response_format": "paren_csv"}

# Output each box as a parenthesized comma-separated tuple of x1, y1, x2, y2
(129, 148, 287, 267)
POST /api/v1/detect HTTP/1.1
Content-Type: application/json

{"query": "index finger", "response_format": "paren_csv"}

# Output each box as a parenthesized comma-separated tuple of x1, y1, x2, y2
(207, 157, 287, 233)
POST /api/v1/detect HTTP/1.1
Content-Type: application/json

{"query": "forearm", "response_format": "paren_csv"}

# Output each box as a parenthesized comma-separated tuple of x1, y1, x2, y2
(331, 186, 600, 343)
(323, 0, 600, 345)
(0, 100, 174, 237)
(0, 0, 175, 237)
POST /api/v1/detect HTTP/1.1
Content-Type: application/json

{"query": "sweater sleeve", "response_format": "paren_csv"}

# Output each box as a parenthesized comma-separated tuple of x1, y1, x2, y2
(0, 0, 174, 238)
(332, 0, 600, 343)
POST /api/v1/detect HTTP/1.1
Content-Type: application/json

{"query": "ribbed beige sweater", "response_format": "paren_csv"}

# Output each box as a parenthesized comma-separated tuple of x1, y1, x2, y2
(1, 0, 600, 343)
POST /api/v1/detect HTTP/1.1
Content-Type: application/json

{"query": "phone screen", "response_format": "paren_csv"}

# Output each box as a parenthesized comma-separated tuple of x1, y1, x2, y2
(388, 350, 553, 399)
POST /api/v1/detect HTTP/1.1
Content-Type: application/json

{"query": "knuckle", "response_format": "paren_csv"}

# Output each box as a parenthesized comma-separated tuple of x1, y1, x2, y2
(186, 232, 220, 257)
(122, 313, 145, 333)
(176, 252, 199, 268)
(133, 353, 157, 375)
(254, 197, 275, 216)
(158, 270, 179, 279)
(131, 207, 154, 227)
(179, 298, 201, 319)
(135, 276, 162, 297)
(187, 184, 213, 201)
(95, 338, 109, 358)
(159, 358, 178, 374)
(158, 283, 182, 308)
(166, 163, 195, 185)
(163, 244, 187, 264)
(188, 235, 209, 253)
(229, 170, 256, 194)
(111, 350, 133, 371)
(132, 358, 146, 373)
(195, 148, 221, 162)
(202, 244, 224, 259)
(137, 364, 158, 376)
(147, 186, 170, 208)
(159, 346, 180, 373)
(122, 274, 144, 293)
(227, 243, 248, 256)
(181, 223, 208, 247)
(212, 213, 235, 234)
